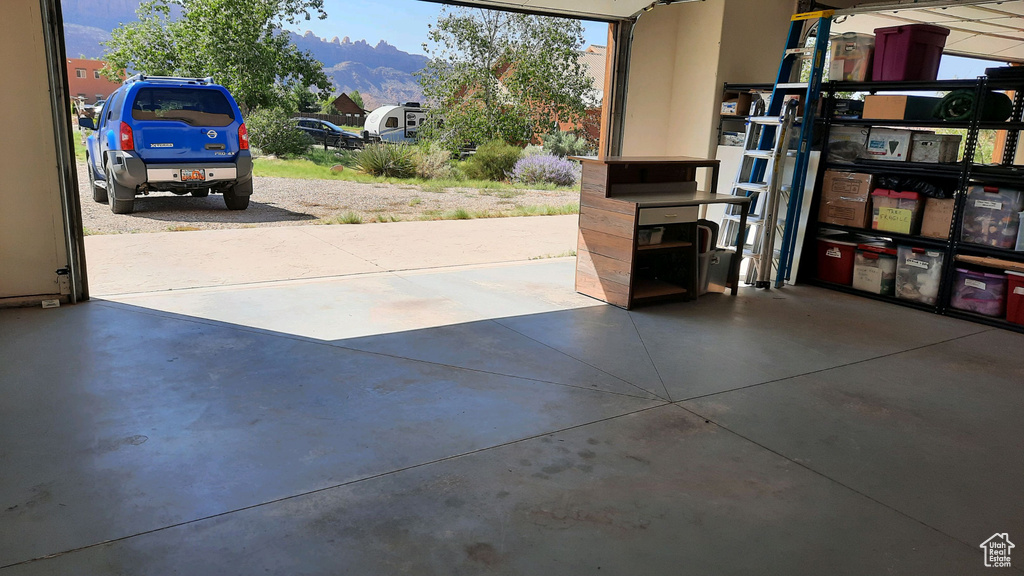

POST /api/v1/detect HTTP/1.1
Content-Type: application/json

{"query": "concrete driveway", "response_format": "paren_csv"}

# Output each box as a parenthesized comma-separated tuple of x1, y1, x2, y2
(84, 214, 580, 296)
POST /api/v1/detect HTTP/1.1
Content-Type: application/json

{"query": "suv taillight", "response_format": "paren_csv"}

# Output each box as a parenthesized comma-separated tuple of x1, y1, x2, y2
(238, 123, 249, 150)
(119, 121, 134, 151)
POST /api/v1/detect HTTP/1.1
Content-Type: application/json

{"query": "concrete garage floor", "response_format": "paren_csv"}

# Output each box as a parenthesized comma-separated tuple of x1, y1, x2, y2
(2, 226, 1024, 573)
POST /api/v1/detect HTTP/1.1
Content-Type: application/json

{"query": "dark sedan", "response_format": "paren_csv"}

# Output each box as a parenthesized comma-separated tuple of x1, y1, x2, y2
(295, 118, 363, 149)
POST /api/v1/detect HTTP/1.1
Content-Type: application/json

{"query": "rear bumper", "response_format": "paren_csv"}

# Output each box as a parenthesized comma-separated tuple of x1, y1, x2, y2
(109, 151, 252, 196)
(147, 165, 238, 183)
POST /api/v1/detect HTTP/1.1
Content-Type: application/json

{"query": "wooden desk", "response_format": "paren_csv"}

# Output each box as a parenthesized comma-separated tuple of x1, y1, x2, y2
(573, 156, 751, 309)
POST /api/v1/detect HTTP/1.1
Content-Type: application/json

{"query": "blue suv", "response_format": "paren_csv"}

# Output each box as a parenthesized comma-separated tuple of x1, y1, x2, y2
(79, 75, 252, 214)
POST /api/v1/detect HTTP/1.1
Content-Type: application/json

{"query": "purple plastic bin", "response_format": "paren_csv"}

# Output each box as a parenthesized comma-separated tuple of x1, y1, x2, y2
(950, 268, 1007, 317)
(872, 24, 950, 82)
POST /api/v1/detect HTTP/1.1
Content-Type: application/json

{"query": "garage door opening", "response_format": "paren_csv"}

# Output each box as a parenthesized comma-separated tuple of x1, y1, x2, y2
(58, 0, 621, 309)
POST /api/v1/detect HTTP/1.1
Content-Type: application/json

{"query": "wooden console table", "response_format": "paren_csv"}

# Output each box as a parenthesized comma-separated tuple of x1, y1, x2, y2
(573, 156, 751, 309)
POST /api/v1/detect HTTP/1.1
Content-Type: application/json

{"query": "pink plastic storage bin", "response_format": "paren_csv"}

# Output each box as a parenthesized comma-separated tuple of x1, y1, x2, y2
(872, 24, 950, 81)
(950, 268, 1007, 317)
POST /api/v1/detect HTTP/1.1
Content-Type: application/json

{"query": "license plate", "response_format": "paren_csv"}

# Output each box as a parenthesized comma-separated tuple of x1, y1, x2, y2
(180, 169, 206, 182)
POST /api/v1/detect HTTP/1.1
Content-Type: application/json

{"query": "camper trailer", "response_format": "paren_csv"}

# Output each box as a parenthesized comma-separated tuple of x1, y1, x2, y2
(363, 103, 426, 144)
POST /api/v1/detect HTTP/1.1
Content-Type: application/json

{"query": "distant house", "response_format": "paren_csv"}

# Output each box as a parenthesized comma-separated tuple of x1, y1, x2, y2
(66, 58, 121, 104)
(495, 45, 606, 143)
(557, 45, 605, 143)
(328, 93, 368, 126)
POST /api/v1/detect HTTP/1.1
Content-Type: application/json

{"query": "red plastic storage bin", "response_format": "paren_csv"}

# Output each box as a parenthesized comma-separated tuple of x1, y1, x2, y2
(872, 24, 950, 81)
(1007, 271, 1024, 326)
(817, 236, 858, 285)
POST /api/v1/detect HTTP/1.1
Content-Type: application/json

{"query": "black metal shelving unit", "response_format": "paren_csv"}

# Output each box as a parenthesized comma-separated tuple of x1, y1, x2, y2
(718, 83, 774, 145)
(801, 77, 1024, 334)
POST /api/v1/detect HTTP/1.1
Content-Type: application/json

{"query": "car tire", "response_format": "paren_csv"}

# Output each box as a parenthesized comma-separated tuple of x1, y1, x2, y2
(87, 159, 108, 203)
(191, 188, 210, 198)
(223, 181, 251, 210)
(105, 162, 135, 214)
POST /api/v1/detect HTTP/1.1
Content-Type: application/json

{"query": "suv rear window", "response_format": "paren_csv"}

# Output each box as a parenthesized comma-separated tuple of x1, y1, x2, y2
(131, 87, 234, 127)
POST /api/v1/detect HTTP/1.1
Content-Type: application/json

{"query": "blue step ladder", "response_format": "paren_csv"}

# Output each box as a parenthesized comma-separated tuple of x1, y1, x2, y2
(722, 10, 832, 288)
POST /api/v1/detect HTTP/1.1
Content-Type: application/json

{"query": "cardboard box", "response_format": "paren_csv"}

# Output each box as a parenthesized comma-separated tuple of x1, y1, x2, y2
(827, 126, 870, 163)
(864, 127, 919, 161)
(910, 133, 961, 163)
(721, 92, 753, 116)
(862, 95, 943, 120)
(818, 170, 873, 228)
(920, 197, 955, 239)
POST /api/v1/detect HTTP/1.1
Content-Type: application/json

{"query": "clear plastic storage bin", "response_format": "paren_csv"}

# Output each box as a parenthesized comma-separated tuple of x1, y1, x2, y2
(960, 185, 1024, 249)
(871, 189, 922, 234)
(852, 244, 898, 296)
(830, 32, 874, 82)
(896, 245, 944, 305)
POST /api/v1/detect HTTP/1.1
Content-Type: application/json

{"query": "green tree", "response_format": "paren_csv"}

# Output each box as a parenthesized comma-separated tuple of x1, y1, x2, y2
(417, 8, 595, 150)
(285, 82, 322, 114)
(103, 0, 331, 112)
(348, 90, 365, 110)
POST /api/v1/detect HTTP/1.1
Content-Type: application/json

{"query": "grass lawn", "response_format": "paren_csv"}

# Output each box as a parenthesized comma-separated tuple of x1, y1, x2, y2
(253, 153, 576, 194)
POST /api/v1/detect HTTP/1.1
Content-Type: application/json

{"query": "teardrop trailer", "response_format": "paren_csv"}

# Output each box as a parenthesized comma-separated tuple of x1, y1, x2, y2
(362, 102, 427, 144)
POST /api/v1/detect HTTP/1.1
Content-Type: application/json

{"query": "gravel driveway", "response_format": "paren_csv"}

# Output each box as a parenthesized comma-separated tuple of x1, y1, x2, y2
(76, 162, 580, 235)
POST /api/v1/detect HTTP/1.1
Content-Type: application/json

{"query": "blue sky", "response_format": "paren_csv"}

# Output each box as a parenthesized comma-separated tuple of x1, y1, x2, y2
(287, 0, 609, 54)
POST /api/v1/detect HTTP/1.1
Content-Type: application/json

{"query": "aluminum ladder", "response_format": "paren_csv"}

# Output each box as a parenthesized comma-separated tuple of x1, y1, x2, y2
(721, 10, 833, 288)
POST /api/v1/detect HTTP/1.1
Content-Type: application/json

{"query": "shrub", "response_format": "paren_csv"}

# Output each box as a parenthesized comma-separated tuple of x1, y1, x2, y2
(542, 130, 593, 158)
(246, 108, 312, 157)
(305, 147, 358, 168)
(461, 140, 522, 181)
(336, 211, 362, 224)
(414, 144, 454, 179)
(355, 143, 416, 178)
(510, 154, 581, 187)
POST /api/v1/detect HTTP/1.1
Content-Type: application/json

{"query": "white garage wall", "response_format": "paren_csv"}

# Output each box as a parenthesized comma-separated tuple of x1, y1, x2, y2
(621, 0, 798, 158)
(0, 0, 73, 305)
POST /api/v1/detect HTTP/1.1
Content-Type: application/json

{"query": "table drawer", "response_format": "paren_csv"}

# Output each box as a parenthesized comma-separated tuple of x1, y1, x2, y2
(638, 206, 699, 226)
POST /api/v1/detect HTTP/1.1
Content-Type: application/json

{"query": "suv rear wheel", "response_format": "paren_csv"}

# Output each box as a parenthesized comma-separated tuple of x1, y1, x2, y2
(223, 181, 250, 210)
(105, 162, 136, 215)
(87, 158, 108, 204)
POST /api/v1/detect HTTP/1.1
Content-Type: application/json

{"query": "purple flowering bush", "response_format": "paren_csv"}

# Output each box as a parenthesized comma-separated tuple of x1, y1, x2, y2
(510, 154, 581, 187)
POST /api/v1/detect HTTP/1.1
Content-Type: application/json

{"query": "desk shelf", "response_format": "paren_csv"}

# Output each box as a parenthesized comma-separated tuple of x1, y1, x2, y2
(573, 156, 749, 309)
(637, 240, 693, 252)
(632, 278, 689, 299)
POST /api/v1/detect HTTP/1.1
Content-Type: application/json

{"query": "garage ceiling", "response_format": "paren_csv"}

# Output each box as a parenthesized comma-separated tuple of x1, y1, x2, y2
(421, 0, 665, 21)
(833, 1, 1024, 63)
(425, 0, 1024, 62)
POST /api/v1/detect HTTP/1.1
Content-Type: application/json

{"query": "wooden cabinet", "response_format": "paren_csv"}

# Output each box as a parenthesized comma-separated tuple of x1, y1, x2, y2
(574, 156, 750, 309)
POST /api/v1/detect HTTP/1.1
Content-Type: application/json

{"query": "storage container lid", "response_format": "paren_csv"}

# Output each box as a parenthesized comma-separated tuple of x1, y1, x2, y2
(857, 243, 897, 255)
(871, 189, 895, 198)
(818, 236, 858, 247)
(891, 190, 920, 200)
(1006, 270, 1024, 278)
(835, 32, 875, 42)
(956, 268, 1007, 279)
(873, 24, 951, 37)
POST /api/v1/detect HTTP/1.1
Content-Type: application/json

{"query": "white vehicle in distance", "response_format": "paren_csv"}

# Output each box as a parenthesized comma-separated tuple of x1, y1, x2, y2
(363, 102, 426, 144)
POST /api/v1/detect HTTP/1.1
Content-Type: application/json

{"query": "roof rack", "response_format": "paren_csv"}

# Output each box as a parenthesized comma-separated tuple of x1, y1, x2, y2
(123, 74, 216, 85)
